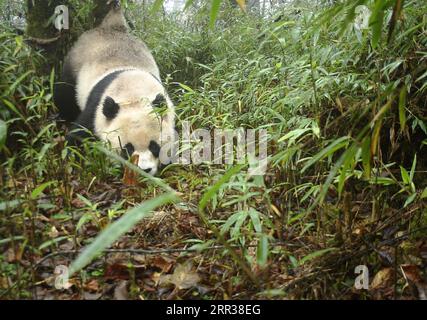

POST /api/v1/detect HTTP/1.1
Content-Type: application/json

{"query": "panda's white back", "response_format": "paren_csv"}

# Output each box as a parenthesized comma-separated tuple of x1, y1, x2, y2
(66, 8, 161, 111)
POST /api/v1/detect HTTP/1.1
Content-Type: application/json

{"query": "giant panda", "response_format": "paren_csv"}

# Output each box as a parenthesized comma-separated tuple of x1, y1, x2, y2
(54, 4, 175, 175)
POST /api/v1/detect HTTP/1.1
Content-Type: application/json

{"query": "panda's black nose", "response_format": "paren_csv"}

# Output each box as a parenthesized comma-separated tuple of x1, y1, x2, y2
(144, 168, 151, 174)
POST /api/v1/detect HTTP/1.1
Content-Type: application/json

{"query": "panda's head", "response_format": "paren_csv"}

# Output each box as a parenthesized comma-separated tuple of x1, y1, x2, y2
(94, 71, 175, 175)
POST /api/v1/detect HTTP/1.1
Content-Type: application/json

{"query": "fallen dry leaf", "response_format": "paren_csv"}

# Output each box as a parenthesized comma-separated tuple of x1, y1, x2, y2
(151, 256, 174, 273)
(48, 226, 59, 238)
(418, 242, 427, 262)
(159, 262, 200, 290)
(83, 279, 100, 292)
(0, 276, 9, 289)
(236, 0, 246, 12)
(400, 264, 423, 283)
(6, 247, 22, 263)
(114, 280, 129, 300)
(371, 268, 393, 290)
(400, 264, 427, 300)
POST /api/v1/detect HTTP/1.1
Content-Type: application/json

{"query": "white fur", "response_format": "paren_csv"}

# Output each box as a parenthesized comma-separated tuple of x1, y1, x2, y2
(137, 150, 159, 175)
(88, 69, 174, 173)
(76, 66, 136, 110)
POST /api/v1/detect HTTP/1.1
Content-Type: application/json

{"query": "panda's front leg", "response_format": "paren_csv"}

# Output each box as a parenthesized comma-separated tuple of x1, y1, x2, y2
(65, 109, 97, 146)
(54, 60, 81, 123)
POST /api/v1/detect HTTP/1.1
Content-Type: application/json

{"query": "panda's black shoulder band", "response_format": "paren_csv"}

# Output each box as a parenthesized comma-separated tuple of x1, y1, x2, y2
(86, 70, 129, 111)
(79, 69, 129, 131)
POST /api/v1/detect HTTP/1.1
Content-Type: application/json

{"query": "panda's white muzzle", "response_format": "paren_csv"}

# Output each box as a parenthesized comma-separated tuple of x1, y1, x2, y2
(136, 150, 159, 175)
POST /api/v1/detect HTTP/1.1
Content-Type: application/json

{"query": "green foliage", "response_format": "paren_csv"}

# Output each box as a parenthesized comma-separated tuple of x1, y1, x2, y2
(0, 120, 6, 149)
(1, 0, 426, 299)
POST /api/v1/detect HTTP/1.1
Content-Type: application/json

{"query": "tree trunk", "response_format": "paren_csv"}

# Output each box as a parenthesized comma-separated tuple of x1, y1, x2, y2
(26, 0, 117, 74)
(26, 0, 72, 73)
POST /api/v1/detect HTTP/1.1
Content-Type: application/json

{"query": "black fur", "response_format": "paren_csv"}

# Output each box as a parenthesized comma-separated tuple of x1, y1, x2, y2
(149, 72, 162, 84)
(65, 125, 95, 147)
(67, 69, 127, 143)
(152, 94, 165, 108)
(121, 142, 135, 159)
(85, 70, 127, 114)
(149, 140, 161, 158)
(103, 96, 120, 119)
(54, 60, 80, 122)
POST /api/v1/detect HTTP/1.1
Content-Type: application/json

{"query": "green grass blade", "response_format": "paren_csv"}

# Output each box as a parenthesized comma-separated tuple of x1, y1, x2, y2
(257, 234, 269, 268)
(210, 0, 222, 29)
(151, 0, 165, 13)
(199, 164, 245, 212)
(301, 136, 350, 173)
(0, 120, 6, 149)
(299, 247, 337, 265)
(399, 86, 407, 132)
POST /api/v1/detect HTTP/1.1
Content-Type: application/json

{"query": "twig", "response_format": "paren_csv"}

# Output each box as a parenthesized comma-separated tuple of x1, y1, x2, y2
(34, 242, 292, 268)
(26, 35, 61, 45)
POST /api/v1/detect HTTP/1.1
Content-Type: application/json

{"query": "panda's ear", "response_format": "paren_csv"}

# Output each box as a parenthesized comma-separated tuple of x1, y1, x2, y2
(103, 96, 120, 120)
(152, 94, 165, 108)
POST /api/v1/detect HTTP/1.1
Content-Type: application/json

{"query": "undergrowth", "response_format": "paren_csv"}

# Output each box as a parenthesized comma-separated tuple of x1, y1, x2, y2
(0, 0, 426, 299)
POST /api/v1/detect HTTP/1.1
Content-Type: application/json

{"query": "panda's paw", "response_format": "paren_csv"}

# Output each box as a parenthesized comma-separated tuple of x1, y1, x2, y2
(65, 126, 95, 147)
(65, 133, 81, 148)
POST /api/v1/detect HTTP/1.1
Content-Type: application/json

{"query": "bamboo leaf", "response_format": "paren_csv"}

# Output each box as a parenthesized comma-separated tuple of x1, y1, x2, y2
(178, 83, 195, 93)
(2, 98, 24, 119)
(0, 236, 25, 245)
(39, 236, 70, 250)
(184, 0, 196, 11)
(0, 120, 6, 149)
(400, 166, 410, 184)
(338, 144, 358, 196)
(399, 86, 407, 132)
(151, 0, 165, 13)
(210, 0, 222, 29)
(257, 234, 269, 268)
(371, 119, 382, 157)
(199, 164, 245, 212)
(409, 154, 417, 181)
(299, 248, 337, 265)
(4, 70, 33, 96)
(31, 181, 54, 200)
(301, 136, 350, 173)
(249, 209, 262, 233)
(403, 193, 416, 208)
(0, 200, 23, 211)
(370, 0, 385, 48)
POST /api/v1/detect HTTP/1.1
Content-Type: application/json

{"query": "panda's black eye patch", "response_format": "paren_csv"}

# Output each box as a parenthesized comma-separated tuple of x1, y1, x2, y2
(121, 143, 135, 159)
(103, 96, 120, 120)
(149, 140, 161, 158)
(152, 94, 165, 108)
